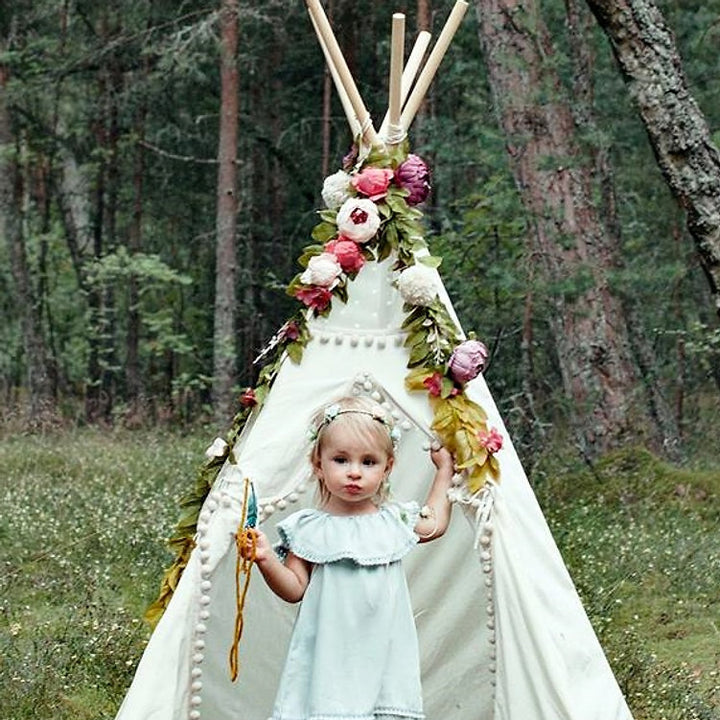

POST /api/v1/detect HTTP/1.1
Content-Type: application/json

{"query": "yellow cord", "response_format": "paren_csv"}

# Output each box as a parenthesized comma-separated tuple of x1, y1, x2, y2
(229, 478, 256, 682)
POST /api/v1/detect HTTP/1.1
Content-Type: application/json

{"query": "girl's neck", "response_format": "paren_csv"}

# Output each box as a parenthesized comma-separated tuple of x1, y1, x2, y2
(320, 498, 381, 517)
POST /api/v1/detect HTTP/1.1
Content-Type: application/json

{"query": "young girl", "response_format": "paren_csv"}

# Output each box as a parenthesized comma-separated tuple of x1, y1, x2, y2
(243, 395, 455, 720)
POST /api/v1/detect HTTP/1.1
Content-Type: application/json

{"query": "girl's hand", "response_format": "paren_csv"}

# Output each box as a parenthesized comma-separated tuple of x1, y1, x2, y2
(241, 528, 273, 564)
(430, 445, 454, 475)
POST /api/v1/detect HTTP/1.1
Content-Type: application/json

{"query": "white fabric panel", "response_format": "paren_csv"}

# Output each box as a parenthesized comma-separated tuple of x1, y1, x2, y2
(115, 259, 632, 720)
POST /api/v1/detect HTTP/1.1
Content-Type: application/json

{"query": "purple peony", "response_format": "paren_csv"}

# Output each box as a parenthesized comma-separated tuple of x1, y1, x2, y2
(395, 154, 431, 205)
(448, 339, 489, 384)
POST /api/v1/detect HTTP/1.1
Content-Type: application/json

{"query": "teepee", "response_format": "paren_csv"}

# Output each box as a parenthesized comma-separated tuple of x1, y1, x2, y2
(115, 3, 634, 720)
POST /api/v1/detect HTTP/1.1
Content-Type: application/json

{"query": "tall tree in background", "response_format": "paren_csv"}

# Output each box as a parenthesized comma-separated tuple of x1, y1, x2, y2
(0, 47, 55, 424)
(585, 0, 720, 321)
(474, 0, 652, 457)
(212, 0, 240, 423)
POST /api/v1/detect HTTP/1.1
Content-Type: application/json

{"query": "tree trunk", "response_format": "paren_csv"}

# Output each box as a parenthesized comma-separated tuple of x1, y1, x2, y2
(565, 0, 681, 458)
(212, 0, 240, 424)
(475, 0, 647, 457)
(585, 0, 720, 319)
(0, 63, 55, 425)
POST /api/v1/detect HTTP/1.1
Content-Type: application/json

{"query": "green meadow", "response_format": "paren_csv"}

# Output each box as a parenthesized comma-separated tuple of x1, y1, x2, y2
(1, 430, 718, 719)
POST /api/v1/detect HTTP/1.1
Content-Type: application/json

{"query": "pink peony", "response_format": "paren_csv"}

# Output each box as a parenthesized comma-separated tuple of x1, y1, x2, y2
(351, 166, 394, 201)
(448, 339, 489, 384)
(477, 427, 503, 454)
(239, 387, 257, 407)
(423, 372, 444, 397)
(294, 286, 332, 312)
(279, 321, 300, 341)
(325, 238, 365, 274)
(395, 154, 431, 205)
(336, 198, 381, 243)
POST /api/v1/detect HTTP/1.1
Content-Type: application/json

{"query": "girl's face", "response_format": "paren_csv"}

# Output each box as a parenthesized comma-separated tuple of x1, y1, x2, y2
(314, 422, 393, 515)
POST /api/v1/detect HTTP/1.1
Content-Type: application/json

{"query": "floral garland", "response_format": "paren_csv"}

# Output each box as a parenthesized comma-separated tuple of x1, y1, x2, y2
(145, 142, 502, 626)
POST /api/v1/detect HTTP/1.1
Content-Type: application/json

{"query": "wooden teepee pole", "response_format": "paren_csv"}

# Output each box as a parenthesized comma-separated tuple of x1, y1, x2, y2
(308, 11, 361, 139)
(306, 0, 381, 148)
(400, 0, 468, 132)
(386, 13, 405, 148)
(379, 30, 432, 141)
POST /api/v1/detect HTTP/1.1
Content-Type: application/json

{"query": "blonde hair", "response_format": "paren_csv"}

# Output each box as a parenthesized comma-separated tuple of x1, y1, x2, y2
(309, 396, 395, 506)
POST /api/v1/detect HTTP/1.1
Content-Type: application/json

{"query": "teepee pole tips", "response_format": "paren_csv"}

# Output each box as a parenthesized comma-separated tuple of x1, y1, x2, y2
(379, 30, 431, 140)
(400, 0, 468, 132)
(386, 14, 406, 147)
(305, 0, 381, 148)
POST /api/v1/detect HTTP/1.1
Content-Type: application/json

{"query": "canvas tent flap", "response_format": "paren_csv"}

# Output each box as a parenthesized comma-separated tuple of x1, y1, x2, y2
(116, 254, 632, 720)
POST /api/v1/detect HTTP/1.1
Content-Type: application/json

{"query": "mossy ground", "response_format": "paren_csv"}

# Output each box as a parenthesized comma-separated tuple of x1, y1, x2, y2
(1, 432, 718, 719)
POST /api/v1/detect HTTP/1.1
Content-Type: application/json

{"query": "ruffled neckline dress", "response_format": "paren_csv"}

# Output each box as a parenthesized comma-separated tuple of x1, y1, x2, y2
(271, 502, 423, 720)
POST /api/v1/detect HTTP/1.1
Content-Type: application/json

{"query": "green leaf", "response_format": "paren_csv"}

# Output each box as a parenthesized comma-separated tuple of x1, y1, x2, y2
(417, 255, 443, 269)
(311, 222, 337, 243)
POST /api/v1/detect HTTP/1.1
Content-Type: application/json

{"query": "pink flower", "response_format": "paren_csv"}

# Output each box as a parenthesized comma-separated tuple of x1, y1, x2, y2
(395, 154, 431, 205)
(351, 166, 394, 201)
(336, 198, 381, 243)
(294, 286, 332, 312)
(448, 339, 489, 384)
(240, 388, 257, 407)
(325, 238, 365, 274)
(477, 427, 503, 454)
(279, 321, 300, 341)
(423, 372, 444, 397)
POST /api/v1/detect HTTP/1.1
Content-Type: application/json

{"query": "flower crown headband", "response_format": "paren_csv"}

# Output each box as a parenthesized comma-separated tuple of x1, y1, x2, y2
(309, 402, 402, 446)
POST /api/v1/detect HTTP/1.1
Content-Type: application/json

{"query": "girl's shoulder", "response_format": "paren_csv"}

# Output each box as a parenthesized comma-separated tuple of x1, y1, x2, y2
(274, 501, 420, 566)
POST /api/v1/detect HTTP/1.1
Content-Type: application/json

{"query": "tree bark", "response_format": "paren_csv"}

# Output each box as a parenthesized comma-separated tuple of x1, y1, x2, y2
(475, 0, 646, 456)
(212, 0, 240, 424)
(566, 0, 681, 457)
(585, 0, 720, 319)
(0, 63, 55, 425)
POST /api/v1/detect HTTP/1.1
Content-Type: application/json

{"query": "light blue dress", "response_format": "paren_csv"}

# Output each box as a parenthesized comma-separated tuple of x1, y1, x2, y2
(272, 502, 423, 720)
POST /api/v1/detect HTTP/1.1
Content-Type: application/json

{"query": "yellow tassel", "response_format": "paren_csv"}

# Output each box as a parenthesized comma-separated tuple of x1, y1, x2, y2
(229, 478, 256, 682)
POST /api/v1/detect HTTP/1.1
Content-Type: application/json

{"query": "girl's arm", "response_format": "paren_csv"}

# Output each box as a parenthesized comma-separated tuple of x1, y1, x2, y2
(415, 446, 455, 543)
(243, 529, 311, 603)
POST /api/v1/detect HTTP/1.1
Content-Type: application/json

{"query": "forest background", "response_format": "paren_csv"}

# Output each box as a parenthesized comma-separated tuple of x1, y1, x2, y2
(1, 0, 720, 718)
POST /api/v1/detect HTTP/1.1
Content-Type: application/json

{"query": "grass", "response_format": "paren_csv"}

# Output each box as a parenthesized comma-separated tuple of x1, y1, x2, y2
(1, 431, 719, 719)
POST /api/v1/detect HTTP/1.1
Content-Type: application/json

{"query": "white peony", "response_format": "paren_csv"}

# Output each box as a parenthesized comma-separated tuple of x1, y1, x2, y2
(321, 170, 353, 209)
(205, 437, 228, 459)
(336, 198, 381, 243)
(397, 264, 439, 306)
(300, 252, 343, 288)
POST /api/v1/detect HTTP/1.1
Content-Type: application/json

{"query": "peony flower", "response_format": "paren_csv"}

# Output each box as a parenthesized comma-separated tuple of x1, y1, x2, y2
(279, 320, 300, 341)
(477, 427, 503, 454)
(205, 437, 229, 459)
(351, 166, 394, 201)
(336, 198, 381, 244)
(321, 170, 353, 209)
(395, 154, 431, 205)
(325, 238, 365, 274)
(397, 263, 439, 306)
(300, 252, 342, 288)
(295, 285, 333, 312)
(423, 372, 444, 397)
(448, 339, 490, 384)
(239, 388, 257, 407)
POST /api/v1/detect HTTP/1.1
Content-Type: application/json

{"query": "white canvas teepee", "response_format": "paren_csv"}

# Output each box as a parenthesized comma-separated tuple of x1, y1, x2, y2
(115, 4, 635, 720)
